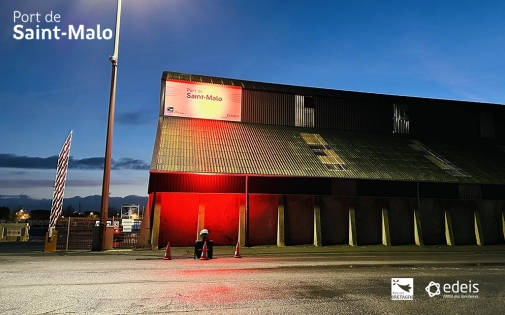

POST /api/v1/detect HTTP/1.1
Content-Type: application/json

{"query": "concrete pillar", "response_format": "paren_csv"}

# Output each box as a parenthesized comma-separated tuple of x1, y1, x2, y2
(277, 195, 285, 247)
(103, 227, 114, 250)
(196, 198, 205, 241)
(150, 195, 161, 250)
(349, 207, 357, 246)
(238, 203, 246, 247)
(382, 207, 391, 246)
(502, 210, 505, 242)
(313, 196, 322, 246)
(445, 209, 454, 246)
(474, 210, 483, 246)
(137, 194, 153, 248)
(44, 230, 58, 252)
(414, 208, 423, 246)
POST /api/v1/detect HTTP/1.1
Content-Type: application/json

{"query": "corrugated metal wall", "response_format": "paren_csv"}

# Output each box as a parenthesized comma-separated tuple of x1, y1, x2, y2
(357, 180, 417, 198)
(459, 184, 482, 200)
(241, 90, 295, 126)
(242, 90, 393, 132)
(480, 110, 496, 139)
(495, 107, 505, 142)
(331, 179, 357, 196)
(314, 97, 392, 132)
(294, 96, 315, 128)
(481, 184, 505, 199)
(148, 173, 245, 193)
(248, 177, 333, 195)
(150, 117, 163, 169)
(409, 102, 481, 141)
(161, 72, 505, 142)
(159, 80, 166, 116)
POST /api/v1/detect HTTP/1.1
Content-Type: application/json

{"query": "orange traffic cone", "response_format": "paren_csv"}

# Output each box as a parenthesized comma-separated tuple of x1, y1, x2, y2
(233, 241, 242, 258)
(200, 241, 209, 260)
(163, 242, 172, 260)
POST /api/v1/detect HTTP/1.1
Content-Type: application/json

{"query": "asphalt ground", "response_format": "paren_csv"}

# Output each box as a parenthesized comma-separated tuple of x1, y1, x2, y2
(2, 239, 505, 314)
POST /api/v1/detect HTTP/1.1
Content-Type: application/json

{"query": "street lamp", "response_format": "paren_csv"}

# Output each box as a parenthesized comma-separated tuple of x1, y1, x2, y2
(94, 0, 122, 251)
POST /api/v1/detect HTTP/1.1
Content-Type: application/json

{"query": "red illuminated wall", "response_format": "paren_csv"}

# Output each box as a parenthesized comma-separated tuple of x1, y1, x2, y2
(248, 194, 278, 245)
(199, 194, 243, 245)
(157, 193, 243, 246)
(158, 193, 199, 247)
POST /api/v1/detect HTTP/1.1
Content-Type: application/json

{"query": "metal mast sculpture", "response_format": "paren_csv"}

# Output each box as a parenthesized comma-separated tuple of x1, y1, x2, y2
(48, 130, 73, 238)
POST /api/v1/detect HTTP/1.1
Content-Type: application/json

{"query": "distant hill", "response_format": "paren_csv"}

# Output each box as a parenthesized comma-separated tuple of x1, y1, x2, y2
(0, 194, 148, 212)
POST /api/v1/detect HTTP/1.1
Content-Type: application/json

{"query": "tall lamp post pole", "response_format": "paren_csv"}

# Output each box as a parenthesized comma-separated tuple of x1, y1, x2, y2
(99, 0, 122, 250)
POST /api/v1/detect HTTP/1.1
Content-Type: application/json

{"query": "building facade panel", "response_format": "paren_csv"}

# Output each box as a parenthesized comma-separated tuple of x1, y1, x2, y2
(449, 201, 478, 245)
(409, 102, 481, 142)
(353, 197, 382, 245)
(478, 200, 505, 244)
(419, 199, 446, 245)
(387, 198, 415, 245)
(314, 97, 392, 132)
(241, 90, 295, 126)
(284, 195, 314, 245)
(148, 173, 245, 193)
(495, 107, 505, 142)
(248, 177, 333, 195)
(319, 196, 349, 245)
(158, 193, 200, 247)
(248, 194, 279, 246)
(199, 194, 242, 246)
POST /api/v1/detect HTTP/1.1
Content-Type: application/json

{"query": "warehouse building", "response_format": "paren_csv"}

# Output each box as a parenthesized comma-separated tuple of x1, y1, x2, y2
(140, 71, 505, 249)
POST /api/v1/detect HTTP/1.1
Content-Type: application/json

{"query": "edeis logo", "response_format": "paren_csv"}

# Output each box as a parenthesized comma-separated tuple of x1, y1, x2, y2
(425, 280, 479, 299)
(391, 278, 414, 300)
(425, 281, 441, 297)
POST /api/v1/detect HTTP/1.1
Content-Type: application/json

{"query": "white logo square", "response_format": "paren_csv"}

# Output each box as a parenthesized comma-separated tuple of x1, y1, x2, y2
(391, 278, 414, 300)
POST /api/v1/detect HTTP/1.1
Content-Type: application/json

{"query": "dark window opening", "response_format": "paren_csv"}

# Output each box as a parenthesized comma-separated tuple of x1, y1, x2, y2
(312, 149, 326, 156)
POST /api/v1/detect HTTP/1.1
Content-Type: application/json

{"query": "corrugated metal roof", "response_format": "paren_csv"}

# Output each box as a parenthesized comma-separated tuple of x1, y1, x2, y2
(151, 116, 505, 184)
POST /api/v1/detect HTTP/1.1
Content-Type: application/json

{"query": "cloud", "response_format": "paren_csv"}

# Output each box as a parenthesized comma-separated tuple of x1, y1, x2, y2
(0, 154, 150, 170)
(116, 110, 155, 125)
(112, 158, 150, 170)
(71, 157, 104, 170)
(0, 180, 54, 189)
(0, 154, 56, 169)
(6, 170, 27, 176)
(0, 178, 144, 189)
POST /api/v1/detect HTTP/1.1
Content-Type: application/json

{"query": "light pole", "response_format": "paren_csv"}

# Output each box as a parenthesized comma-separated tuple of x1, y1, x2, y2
(95, 0, 122, 251)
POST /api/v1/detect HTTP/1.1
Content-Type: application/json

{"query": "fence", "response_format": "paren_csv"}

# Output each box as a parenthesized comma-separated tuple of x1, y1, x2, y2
(113, 219, 142, 249)
(55, 217, 143, 250)
(56, 217, 95, 250)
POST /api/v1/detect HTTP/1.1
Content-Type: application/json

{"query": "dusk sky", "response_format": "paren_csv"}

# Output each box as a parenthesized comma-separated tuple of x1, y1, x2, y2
(1, 0, 504, 201)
